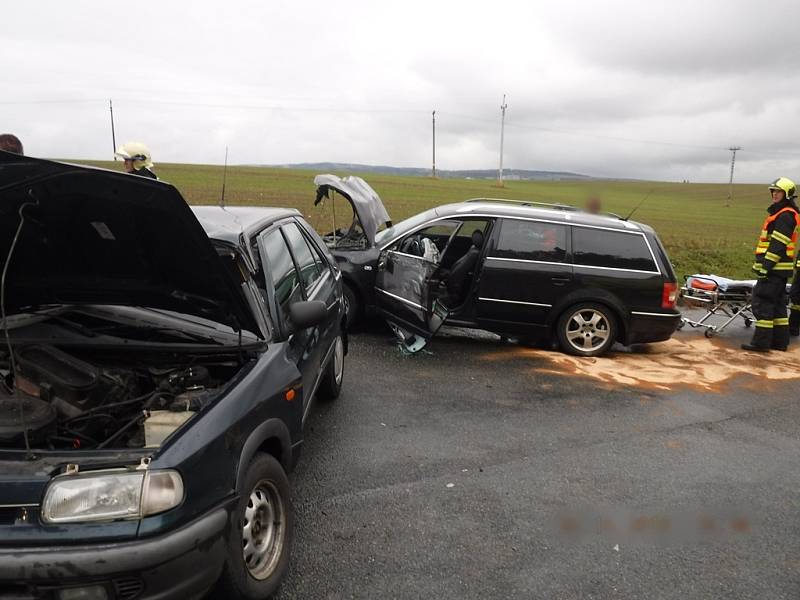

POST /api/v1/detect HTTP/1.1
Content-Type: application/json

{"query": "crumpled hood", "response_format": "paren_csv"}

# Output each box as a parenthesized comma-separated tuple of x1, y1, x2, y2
(0, 151, 261, 337)
(313, 174, 391, 247)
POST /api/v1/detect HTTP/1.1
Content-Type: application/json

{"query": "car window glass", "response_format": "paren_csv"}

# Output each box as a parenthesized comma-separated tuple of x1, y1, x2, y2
(261, 229, 304, 325)
(436, 219, 490, 269)
(282, 222, 322, 290)
(493, 219, 567, 262)
(394, 221, 459, 260)
(454, 220, 488, 239)
(572, 228, 657, 271)
(296, 221, 330, 278)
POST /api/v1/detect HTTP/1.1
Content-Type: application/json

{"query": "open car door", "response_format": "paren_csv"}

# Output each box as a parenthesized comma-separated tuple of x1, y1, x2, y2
(375, 247, 449, 352)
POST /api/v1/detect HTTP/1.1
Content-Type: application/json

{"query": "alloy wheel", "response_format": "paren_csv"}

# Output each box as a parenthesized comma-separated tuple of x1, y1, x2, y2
(565, 308, 611, 353)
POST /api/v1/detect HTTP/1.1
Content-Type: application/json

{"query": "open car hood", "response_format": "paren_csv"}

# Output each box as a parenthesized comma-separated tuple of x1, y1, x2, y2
(313, 174, 391, 247)
(0, 152, 262, 337)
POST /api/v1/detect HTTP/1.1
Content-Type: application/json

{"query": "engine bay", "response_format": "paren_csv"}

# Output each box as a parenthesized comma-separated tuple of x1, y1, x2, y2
(321, 217, 369, 251)
(0, 344, 242, 451)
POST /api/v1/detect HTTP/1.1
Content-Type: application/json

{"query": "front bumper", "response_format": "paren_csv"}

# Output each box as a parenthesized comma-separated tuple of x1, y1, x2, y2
(0, 506, 230, 600)
(627, 310, 682, 344)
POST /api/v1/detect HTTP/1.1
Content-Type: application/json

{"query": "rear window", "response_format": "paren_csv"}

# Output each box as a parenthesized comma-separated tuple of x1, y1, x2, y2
(493, 219, 567, 263)
(572, 228, 658, 272)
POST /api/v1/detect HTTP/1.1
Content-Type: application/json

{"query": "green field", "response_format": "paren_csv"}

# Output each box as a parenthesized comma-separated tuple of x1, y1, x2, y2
(83, 160, 775, 280)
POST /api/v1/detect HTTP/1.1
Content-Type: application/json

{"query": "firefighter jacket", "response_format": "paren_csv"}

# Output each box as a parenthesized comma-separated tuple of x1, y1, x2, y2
(132, 167, 158, 180)
(753, 197, 800, 278)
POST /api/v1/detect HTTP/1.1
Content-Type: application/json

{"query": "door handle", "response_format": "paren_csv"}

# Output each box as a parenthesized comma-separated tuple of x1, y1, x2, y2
(551, 276, 571, 286)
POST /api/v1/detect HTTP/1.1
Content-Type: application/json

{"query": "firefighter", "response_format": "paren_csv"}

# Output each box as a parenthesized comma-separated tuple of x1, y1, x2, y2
(114, 142, 158, 179)
(742, 177, 800, 352)
(790, 251, 800, 336)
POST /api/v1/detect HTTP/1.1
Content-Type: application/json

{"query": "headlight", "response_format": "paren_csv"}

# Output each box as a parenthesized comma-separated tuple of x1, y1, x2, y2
(42, 469, 183, 524)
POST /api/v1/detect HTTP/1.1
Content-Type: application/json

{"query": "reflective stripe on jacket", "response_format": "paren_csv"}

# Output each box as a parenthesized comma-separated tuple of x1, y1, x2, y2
(754, 202, 800, 276)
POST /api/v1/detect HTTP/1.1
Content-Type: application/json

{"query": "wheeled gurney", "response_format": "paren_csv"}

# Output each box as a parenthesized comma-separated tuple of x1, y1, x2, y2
(679, 275, 756, 338)
(679, 274, 794, 337)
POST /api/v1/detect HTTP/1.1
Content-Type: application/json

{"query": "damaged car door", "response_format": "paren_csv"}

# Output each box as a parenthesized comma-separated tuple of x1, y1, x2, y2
(374, 220, 460, 348)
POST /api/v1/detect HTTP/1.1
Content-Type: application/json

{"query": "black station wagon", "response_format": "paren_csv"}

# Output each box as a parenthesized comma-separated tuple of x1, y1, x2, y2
(315, 175, 680, 356)
(0, 153, 346, 599)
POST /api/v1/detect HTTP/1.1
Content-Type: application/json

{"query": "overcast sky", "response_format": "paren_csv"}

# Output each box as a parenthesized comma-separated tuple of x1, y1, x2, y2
(3, 0, 798, 182)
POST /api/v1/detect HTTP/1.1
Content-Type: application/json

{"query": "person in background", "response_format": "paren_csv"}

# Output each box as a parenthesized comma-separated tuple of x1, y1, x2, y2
(789, 253, 800, 337)
(0, 133, 24, 154)
(742, 177, 800, 352)
(115, 142, 157, 179)
(584, 195, 602, 215)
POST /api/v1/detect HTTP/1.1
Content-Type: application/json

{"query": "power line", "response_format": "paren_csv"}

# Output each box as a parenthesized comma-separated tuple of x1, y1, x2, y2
(0, 98, 106, 105)
(3, 95, 799, 160)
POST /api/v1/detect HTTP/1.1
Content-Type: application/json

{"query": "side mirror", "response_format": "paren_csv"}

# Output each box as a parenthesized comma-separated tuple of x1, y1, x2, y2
(288, 300, 327, 331)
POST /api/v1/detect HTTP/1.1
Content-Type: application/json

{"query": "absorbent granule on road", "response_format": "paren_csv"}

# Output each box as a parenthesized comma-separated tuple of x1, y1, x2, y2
(479, 335, 800, 392)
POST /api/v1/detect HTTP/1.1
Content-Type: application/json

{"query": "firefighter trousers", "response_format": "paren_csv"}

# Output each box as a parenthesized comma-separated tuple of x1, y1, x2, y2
(790, 272, 800, 335)
(749, 274, 789, 349)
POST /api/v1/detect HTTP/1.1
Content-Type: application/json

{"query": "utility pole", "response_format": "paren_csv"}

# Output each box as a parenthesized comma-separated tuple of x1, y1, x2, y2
(497, 94, 508, 187)
(220, 146, 228, 208)
(109, 100, 117, 159)
(431, 110, 437, 179)
(726, 146, 741, 207)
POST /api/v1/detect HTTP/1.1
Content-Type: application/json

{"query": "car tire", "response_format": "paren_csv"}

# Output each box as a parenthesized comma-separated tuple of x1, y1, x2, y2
(317, 334, 344, 401)
(216, 453, 293, 600)
(556, 303, 616, 357)
(343, 283, 360, 331)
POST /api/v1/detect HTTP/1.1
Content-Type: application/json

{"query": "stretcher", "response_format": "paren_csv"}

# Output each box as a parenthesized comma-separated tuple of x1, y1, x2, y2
(679, 274, 794, 337)
(679, 274, 756, 338)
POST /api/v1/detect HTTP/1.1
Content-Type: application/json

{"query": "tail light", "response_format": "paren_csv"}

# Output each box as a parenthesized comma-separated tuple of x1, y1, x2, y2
(662, 282, 678, 309)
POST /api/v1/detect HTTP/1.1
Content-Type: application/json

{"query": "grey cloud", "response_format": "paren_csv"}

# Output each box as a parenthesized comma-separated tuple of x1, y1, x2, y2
(2, 0, 798, 183)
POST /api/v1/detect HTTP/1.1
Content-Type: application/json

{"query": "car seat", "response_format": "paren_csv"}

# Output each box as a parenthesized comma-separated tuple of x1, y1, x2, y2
(444, 230, 484, 304)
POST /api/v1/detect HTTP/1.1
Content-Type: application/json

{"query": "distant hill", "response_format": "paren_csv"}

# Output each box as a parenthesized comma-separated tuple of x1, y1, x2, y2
(267, 162, 594, 181)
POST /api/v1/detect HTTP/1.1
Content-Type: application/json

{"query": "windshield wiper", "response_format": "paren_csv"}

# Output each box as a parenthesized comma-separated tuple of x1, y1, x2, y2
(98, 323, 225, 345)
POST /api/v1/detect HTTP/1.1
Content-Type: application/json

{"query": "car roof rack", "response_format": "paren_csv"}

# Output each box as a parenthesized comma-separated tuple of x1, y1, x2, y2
(464, 197, 579, 212)
(464, 197, 625, 220)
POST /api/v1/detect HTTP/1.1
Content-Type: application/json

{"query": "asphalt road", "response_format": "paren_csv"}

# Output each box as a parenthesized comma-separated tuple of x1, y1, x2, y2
(272, 317, 800, 599)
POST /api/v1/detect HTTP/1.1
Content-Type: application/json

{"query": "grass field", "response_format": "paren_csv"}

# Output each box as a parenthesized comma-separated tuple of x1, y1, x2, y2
(83, 160, 776, 280)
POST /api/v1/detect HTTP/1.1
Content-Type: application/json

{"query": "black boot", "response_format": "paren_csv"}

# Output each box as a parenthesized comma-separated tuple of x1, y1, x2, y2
(789, 310, 800, 337)
(741, 326, 772, 352)
(772, 325, 790, 351)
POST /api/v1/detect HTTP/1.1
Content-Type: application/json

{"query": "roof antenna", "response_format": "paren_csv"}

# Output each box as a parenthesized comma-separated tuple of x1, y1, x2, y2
(1, 191, 39, 459)
(220, 146, 229, 208)
(623, 188, 654, 221)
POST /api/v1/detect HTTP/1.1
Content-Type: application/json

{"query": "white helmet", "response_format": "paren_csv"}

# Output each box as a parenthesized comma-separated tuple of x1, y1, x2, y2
(115, 142, 154, 170)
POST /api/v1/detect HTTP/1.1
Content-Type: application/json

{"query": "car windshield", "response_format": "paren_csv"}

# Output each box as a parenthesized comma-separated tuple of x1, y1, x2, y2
(374, 207, 441, 247)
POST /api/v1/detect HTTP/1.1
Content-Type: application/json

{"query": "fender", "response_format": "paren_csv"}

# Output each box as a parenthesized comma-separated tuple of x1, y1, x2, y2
(235, 418, 293, 490)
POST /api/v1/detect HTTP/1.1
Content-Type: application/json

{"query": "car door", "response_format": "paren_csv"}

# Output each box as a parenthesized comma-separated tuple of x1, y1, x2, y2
(257, 224, 320, 417)
(374, 220, 460, 338)
(286, 219, 342, 399)
(475, 217, 574, 330)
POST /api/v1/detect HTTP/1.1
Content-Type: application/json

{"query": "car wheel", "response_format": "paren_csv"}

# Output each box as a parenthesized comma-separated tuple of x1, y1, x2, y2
(343, 283, 360, 330)
(217, 453, 292, 600)
(557, 303, 616, 357)
(317, 334, 344, 401)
